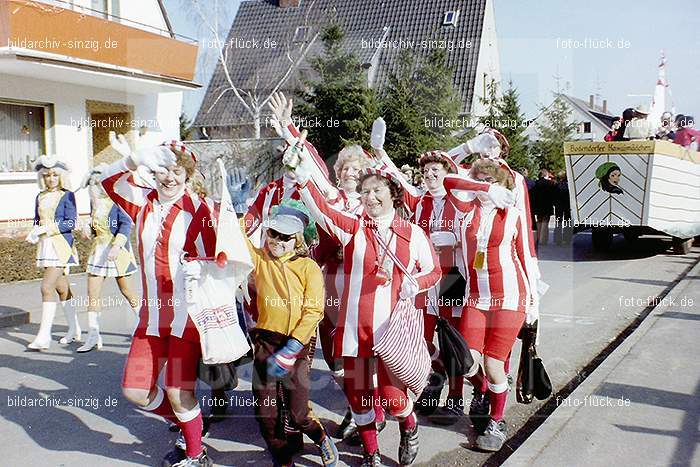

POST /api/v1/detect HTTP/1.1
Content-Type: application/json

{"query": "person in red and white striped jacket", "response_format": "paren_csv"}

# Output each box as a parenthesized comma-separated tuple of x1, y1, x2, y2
(101, 133, 217, 467)
(444, 158, 536, 453)
(267, 93, 390, 443)
(368, 119, 516, 426)
(292, 159, 441, 466)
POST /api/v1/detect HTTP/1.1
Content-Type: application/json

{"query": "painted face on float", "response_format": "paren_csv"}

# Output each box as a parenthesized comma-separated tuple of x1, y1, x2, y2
(608, 169, 621, 186)
(265, 229, 297, 258)
(339, 160, 363, 193)
(155, 164, 187, 200)
(422, 161, 448, 192)
(42, 169, 60, 190)
(360, 176, 394, 218)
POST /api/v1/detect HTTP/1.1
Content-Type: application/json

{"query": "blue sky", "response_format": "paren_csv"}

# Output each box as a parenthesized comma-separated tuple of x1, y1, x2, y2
(165, 0, 699, 122)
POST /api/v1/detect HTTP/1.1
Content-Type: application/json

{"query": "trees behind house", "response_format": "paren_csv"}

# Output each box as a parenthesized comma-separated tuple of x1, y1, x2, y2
(295, 25, 379, 160)
(381, 49, 461, 168)
(530, 94, 578, 173)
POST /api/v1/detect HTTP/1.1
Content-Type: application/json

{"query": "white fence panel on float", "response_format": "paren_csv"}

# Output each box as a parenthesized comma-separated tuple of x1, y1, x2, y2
(563, 141, 700, 237)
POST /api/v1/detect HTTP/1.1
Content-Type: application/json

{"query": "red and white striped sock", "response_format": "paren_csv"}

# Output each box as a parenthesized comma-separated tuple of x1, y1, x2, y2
(398, 411, 417, 431)
(488, 382, 509, 421)
(175, 405, 203, 458)
(353, 410, 378, 454)
(141, 386, 177, 424)
(373, 387, 385, 424)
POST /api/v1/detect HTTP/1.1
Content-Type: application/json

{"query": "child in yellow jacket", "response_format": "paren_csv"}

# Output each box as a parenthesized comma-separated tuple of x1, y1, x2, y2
(242, 202, 338, 467)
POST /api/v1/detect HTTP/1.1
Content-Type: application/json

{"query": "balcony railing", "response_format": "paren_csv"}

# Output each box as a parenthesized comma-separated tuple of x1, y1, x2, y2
(1, 0, 199, 82)
(31, 0, 197, 43)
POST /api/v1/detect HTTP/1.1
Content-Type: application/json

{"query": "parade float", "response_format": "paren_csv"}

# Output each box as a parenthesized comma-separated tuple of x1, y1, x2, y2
(563, 140, 699, 253)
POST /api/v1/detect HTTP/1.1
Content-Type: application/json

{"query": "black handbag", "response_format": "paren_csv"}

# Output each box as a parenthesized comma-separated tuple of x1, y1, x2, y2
(516, 320, 552, 403)
(436, 317, 474, 377)
(438, 266, 467, 303)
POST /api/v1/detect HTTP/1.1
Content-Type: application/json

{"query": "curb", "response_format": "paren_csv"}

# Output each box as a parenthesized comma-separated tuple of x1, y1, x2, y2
(0, 306, 30, 328)
(502, 259, 700, 466)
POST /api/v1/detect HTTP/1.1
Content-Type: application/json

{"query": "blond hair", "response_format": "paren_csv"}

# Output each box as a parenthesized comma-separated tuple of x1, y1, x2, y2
(470, 159, 515, 190)
(37, 167, 71, 191)
(171, 148, 208, 198)
(334, 145, 370, 179)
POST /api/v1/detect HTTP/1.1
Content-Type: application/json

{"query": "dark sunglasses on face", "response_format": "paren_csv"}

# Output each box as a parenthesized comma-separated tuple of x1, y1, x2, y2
(268, 229, 295, 242)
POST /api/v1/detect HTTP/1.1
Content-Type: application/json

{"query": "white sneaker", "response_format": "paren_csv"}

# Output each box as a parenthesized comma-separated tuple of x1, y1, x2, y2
(77, 329, 102, 352)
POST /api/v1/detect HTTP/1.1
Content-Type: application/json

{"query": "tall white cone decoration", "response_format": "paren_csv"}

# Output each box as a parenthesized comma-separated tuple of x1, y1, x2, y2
(214, 158, 253, 280)
(649, 51, 674, 125)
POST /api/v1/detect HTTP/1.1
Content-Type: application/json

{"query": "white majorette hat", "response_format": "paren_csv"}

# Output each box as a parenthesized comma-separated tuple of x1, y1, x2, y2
(160, 140, 198, 163)
(34, 154, 69, 172)
(634, 104, 650, 115)
(358, 166, 405, 189)
(418, 150, 459, 173)
(80, 163, 109, 189)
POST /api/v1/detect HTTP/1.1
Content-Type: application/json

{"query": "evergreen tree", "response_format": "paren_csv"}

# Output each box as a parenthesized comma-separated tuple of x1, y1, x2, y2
(295, 25, 378, 159)
(531, 94, 578, 172)
(381, 49, 461, 167)
(179, 113, 193, 141)
(496, 81, 532, 173)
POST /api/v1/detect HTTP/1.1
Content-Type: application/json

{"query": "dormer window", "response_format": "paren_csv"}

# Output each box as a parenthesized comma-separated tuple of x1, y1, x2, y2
(293, 26, 309, 43)
(443, 10, 460, 26)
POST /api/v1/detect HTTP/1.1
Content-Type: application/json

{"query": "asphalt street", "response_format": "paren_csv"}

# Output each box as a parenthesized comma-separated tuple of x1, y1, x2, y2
(0, 232, 697, 466)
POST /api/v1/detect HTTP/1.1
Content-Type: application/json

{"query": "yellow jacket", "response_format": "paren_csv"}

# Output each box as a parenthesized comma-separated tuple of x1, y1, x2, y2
(242, 221, 324, 345)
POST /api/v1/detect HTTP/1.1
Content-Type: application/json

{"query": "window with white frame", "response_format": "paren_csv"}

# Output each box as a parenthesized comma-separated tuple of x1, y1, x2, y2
(0, 101, 52, 173)
(443, 10, 460, 26)
(293, 26, 309, 43)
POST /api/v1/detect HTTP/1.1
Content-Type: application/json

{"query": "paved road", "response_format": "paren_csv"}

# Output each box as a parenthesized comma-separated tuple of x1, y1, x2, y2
(0, 232, 697, 466)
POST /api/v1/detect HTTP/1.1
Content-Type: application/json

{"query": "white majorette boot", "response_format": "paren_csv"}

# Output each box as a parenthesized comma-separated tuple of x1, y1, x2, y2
(77, 311, 102, 352)
(59, 299, 81, 344)
(28, 302, 57, 350)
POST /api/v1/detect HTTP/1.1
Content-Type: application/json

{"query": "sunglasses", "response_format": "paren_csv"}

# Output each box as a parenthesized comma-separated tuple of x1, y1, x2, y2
(268, 229, 295, 242)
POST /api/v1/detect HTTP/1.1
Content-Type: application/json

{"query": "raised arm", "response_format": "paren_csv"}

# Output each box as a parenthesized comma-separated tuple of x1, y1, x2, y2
(298, 178, 358, 246)
(369, 117, 422, 211)
(101, 132, 176, 222)
(443, 173, 515, 209)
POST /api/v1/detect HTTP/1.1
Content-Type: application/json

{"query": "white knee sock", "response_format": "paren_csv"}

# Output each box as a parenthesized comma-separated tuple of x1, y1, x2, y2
(61, 299, 81, 339)
(32, 302, 57, 344)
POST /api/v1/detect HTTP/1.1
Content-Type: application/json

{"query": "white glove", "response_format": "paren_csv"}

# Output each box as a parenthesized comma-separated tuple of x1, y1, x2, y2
(25, 225, 47, 244)
(487, 185, 515, 208)
(109, 131, 133, 159)
(525, 300, 540, 325)
(466, 133, 501, 157)
(109, 131, 176, 174)
(183, 260, 202, 280)
(371, 117, 386, 150)
(430, 231, 457, 247)
(399, 276, 420, 300)
(269, 115, 295, 144)
(267, 92, 293, 128)
(81, 219, 93, 239)
(131, 146, 177, 175)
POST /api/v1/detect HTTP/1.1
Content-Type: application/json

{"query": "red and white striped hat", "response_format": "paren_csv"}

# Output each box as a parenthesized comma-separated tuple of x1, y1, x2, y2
(418, 150, 459, 173)
(160, 140, 198, 163)
(358, 166, 404, 188)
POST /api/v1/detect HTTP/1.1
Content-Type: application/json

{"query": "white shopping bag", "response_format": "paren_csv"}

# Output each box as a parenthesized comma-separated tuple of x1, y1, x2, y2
(187, 261, 251, 364)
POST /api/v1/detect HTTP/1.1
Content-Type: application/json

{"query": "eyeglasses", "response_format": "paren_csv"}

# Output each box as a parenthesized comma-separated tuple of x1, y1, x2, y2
(268, 229, 295, 242)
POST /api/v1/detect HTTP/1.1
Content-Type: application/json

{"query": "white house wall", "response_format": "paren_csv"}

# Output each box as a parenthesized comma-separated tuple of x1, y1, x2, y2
(0, 73, 182, 224)
(471, 0, 502, 116)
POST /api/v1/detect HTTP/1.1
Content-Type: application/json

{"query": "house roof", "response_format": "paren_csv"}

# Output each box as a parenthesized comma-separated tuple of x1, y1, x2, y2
(194, 0, 487, 128)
